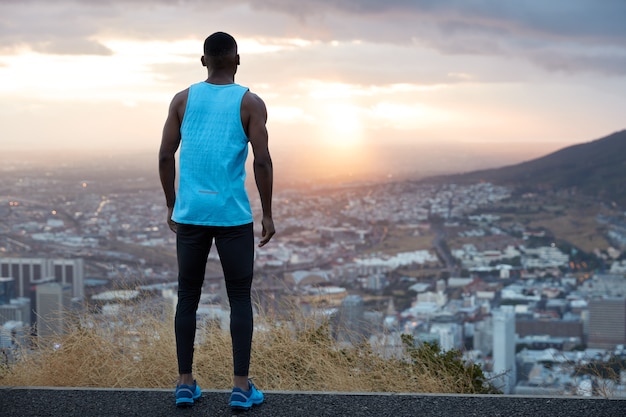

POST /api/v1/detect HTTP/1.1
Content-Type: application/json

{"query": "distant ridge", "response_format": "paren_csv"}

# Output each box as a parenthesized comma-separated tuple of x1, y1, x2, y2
(426, 129, 626, 207)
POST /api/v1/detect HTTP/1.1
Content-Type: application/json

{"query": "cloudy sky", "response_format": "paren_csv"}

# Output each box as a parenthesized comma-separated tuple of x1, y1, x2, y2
(1, 0, 625, 179)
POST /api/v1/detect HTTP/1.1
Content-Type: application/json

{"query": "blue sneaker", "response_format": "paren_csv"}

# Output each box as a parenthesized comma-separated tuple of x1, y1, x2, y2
(175, 380, 201, 407)
(230, 380, 264, 410)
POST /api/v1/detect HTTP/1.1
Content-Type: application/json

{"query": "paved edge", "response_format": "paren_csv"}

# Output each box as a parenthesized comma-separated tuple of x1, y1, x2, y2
(0, 385, 612, 399)
(2, 386, 625, 417)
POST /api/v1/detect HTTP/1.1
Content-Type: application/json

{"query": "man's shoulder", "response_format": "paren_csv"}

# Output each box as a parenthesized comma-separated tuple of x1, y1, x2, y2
(173, 85, 191, 96)
(242, 89, 266, 108)
(172, 87, 190, 103)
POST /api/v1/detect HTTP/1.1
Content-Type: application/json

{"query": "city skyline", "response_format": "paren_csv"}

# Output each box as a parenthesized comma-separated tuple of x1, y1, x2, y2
(1, 1, 626, 181)
(2, 162, 626, 396)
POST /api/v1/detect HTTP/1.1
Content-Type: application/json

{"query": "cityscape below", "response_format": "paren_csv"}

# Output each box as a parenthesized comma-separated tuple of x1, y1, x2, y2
(1, 154, 626, 398)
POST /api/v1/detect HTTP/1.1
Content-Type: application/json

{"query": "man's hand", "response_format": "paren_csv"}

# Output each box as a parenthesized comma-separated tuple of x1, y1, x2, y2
(167, 207, 177, 233)
(258, 216, 275, 247)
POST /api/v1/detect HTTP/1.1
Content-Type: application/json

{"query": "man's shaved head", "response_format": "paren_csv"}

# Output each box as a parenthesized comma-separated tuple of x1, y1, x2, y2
(204, 32, 238, 57)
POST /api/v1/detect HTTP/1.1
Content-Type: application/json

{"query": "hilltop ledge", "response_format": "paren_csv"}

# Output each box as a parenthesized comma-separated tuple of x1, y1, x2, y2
(2, 387, 625, 417)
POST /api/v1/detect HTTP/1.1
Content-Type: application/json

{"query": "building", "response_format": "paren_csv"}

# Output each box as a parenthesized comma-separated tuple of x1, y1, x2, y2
(473, 316, 494, 355)
(0, 257, 84, 298)
(51, 258, 85, 299)
(0, 320, 27, 349)
(0, 277, 15, 304)
(493, 306, 517, 394)
(430, 321, 463, 352)
(516, 318, 584, 341)
(0, 297, 31, 325)
(1, 320, 28, 364)
(0, 258, 46, 298)
(35, 282, 72, 340)
(588, 297, 626, 350)
(336, 294, 366, 344)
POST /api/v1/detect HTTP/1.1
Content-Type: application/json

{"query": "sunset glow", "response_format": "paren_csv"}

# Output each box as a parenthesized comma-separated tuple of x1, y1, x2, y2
(0, 1, 625, 180)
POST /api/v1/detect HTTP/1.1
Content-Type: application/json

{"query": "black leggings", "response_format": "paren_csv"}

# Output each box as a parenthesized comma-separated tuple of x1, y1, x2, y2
(175, 222, 254, 376)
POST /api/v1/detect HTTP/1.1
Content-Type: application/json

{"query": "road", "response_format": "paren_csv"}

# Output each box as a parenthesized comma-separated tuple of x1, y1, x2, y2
(431, 223, 460, 276)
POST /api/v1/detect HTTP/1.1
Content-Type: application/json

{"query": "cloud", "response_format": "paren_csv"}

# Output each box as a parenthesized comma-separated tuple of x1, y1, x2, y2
(238, 0, 626, 75)
(249, 0, 626, 42)
(33, 38, 113, 55)
(1, 0, 625, 78)
(0, 1, 116, 55)
(530, 49, 626, 76)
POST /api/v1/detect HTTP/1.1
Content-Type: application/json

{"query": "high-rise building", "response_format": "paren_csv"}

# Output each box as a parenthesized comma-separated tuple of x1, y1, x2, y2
(1, 320, 27, 353)
(430, 321, 463, 352)
(0, 258, 46, 298)
(0, 257, 84, 298)
(0, 297, 31, 325)
(493, 306, 516, 394)
(515, 317, 584, 342)
(35, 282, 72, 340)
(473, 316, 493, 355)
(588, 297, 626, 350)
(336, 294, 366, 344)
(0, 276, 15, 304)
(51, 258, 84, 298)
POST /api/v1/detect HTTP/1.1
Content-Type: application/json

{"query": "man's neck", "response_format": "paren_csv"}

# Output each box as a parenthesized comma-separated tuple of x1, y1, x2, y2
(205, 70, 235, 85)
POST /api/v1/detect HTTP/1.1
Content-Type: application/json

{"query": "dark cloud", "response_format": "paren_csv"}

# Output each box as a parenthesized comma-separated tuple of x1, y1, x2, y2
(206, 0, 626, 77)
(530, 50, 626, 76)
(1, 0, 625, 76)
(238, 0, 626, 43)
(0, 1, 117, 55)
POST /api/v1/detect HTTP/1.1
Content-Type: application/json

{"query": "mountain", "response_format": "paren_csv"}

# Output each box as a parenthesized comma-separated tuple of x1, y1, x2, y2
(426, 129, 626, 206)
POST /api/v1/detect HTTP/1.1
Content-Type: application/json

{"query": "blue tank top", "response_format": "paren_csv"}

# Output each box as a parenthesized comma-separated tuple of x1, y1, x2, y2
(172, 82, 252, 226)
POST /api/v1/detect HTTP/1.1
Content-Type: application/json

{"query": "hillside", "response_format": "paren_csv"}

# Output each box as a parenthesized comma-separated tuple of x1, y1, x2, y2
(428, 130, 626, 206)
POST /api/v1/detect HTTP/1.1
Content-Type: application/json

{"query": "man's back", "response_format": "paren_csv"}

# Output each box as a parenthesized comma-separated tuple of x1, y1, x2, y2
(174, 82, 252, 227)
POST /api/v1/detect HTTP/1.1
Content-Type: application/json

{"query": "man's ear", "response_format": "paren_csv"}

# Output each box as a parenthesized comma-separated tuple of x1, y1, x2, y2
(201, 55, 207, 67)
(236, 54, 240, 65)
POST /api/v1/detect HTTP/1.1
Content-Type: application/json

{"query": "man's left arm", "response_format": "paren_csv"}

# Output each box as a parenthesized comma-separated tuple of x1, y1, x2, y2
(243, 91, 275, 247)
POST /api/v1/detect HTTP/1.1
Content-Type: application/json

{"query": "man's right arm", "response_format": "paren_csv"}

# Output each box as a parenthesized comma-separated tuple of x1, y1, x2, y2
(158, 90, 186, 233)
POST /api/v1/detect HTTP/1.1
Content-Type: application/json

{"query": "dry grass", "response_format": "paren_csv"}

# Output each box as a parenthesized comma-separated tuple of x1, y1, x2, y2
(0, 306, 178, 388)
(495, 197, 613, 253)
(527, 212, 610, 253)
(367, 226, 435, 256)
(0, 303, 488, 394)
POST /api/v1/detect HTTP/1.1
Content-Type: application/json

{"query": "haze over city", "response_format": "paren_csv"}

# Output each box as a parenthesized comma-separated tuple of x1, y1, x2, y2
(1, 1, 625, 182)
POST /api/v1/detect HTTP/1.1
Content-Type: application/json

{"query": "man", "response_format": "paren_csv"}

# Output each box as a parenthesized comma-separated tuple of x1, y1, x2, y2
(158, 31, 274, 410)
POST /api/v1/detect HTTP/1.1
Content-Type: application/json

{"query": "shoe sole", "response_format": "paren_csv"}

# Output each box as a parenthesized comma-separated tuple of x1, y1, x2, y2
(176, 398, 195, 407)
(175, 391, 201, 407)
(230, 399, 263, 411)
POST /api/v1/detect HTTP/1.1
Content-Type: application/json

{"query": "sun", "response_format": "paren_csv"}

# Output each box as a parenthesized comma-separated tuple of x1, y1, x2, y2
(302, 80, 365, 149)
(320, 103, 364, 149)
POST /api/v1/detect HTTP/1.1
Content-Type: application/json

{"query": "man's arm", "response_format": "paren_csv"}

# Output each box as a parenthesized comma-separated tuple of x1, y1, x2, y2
(158, 90, 186, 233)
(242, 91, 275, 247)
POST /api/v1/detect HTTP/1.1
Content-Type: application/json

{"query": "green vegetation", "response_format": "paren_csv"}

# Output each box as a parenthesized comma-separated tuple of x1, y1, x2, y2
(401, 335, 499, 394)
